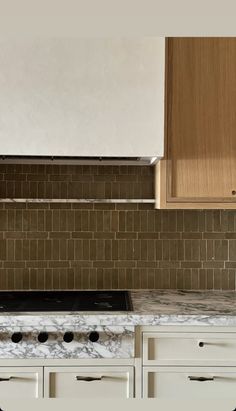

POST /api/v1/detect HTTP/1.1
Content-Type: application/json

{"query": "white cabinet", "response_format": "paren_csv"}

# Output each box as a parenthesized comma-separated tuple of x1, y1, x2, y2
(44, 366, 134, 399)
(0, 367, 43, 398)
(143, 332, 236, 366)
(143, 367, 236, 399)
(141, 327, 236, 399)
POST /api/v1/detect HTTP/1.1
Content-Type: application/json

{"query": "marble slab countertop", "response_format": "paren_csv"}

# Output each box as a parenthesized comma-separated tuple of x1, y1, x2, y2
(0, 290, 236, 328)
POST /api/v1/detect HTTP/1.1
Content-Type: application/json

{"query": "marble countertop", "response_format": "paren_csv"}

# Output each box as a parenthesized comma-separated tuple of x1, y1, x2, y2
(0, 290, 236, 328)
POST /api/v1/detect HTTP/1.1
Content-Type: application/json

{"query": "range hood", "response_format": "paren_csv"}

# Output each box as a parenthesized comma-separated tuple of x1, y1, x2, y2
(0, 38, 165, 166)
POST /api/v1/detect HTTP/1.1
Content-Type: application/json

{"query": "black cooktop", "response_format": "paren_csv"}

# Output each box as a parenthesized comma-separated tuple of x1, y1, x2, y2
(0, 291, 132, 312)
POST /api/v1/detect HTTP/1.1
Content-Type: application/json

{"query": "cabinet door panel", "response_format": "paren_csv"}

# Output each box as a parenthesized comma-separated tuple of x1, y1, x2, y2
(159, 38, 236, 208)
(0, 367, 43, 398)
(143, 367, 236, 399)
(44, 366, 134, 398)
(143, 332, 236, 365)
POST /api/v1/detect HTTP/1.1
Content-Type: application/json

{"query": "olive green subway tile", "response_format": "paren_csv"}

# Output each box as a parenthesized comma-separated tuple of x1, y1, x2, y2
(159, 261, 181, 268)
(183, 268, 191, 289)
(136, 260, 159, 268)
(181, 261, 202, 268)
(115, 260, 136, 268)
(229, 269, 236, 290)
(199, 269, 207, 289)
(191, 269, 200, 289)
(72, 232, 93, 239)
(71, 261, 92, 268)
(49, 261, 70, 268)
(1, 165, 236, 290)
(94, 232, 115, 239)
(203, 261, 224, 269)
(160, 232, 181, 239)
(214, 240, 229, 261)
(138, 232, 159, 239)
(93, 261, 114, 268)
(182, 233, 202, 239)
(225, 262, 236, 268)
(26, 261, 48, 268)
(116, 232, 137, 239)
(229, 240, 236, 260)
(162, 211, 177, 232)
(203, 233, 226, 239)
(213, 269, 223, 290)
(27, 232, 48, 239)
(4, 261, 25, 268)
(206, 269, 214, 290)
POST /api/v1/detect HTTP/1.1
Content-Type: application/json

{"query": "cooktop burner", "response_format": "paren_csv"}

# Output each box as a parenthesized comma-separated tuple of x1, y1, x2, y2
(0, 291, 132, 312)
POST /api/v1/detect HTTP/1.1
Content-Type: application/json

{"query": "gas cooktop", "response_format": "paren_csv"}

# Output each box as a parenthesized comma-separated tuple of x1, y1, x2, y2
(0, 291, 132, 312)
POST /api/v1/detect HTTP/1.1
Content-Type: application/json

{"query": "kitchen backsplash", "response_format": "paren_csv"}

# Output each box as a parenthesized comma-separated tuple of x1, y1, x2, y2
(0, 164, 235, 290)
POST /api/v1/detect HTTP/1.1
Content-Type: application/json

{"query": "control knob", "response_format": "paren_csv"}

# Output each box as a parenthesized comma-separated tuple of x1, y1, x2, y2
(63, 332, 74, 343)
(88, 331, 100, 342)
(38, 332, 49, 343)
(11, 332, 22, 343)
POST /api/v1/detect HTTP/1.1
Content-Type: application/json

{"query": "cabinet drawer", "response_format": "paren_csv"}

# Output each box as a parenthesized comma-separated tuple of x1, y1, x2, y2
(44, 366, 134, 398)
(0, 367, 43, 398)
(143, 332, 236, 365)
(143, 367, 236, 399)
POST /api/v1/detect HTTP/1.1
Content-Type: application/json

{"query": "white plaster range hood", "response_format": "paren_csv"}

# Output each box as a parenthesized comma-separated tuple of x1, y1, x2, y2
(0, 38, 165, 166)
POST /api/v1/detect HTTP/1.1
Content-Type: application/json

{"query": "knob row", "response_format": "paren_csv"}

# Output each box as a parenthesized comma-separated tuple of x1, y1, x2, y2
(11, 331, 100, 344)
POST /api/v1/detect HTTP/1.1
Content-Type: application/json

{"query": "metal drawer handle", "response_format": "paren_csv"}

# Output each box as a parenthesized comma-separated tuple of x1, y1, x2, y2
(188, 376, 214, 382)
(76, 376, 104, 382)
(0, 377, 13, 382)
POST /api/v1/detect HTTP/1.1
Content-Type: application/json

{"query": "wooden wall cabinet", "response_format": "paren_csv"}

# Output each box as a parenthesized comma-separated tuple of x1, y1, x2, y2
(156, 38, 236, 209)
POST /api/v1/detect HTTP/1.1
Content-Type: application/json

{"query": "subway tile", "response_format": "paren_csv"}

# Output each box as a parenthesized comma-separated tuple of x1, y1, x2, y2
(72, 232, 93, 239)
(115, 261, 136, 268)
(160, 233, 181, 239)
(94, 232, 115, 239)
(50, 232, 70, 239)
(203, 233, 226, 239)
(138, 232, 159, 239)
(71, 261, 92, 268)
(116, 232, 137, 239)
(0, 165, 235, 291)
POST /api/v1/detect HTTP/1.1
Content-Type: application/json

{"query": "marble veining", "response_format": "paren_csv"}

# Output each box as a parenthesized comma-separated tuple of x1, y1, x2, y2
(0, 290, 236, 358)
(0, 290, 235, 327)
(0, 326, 134, 359)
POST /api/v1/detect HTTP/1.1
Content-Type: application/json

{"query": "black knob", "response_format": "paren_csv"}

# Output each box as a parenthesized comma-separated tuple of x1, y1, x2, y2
(63, 332, 74, 343)
(88, 331, 99, 342)
(38, 332, 48, 343)
(199, 341, 204, 348)
(11, 332, 22, 343)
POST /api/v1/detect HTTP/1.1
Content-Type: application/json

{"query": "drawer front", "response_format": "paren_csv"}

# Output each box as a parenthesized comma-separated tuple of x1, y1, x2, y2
(143, 367, 236, 399)
(0, 367, 43, 398)
(143, 332, 236, 365)
(44, 366, 134, 398)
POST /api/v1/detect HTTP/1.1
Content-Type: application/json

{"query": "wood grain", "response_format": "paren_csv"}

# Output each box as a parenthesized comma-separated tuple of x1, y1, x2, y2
(157, 38, 236, 209)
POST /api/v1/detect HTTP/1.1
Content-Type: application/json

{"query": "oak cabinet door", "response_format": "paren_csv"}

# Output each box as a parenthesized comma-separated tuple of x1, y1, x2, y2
(143, 367, 236, 399)
(44, 366, 134, 398)
(0, 367, 43, 398)
(157, 38, 236, 209)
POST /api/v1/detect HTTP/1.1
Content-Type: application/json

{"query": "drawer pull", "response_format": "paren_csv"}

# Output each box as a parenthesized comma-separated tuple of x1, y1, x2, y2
(76, 376, 104, 382)
(198, 341, 205, 347)
(188, 376, 214, 382)
(0, 377, 13, 382)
